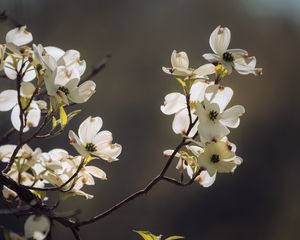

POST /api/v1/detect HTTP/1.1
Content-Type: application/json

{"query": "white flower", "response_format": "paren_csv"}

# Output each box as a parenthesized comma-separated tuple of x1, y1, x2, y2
(162, 50, 215, 78)
(33, 45, 95, 105)
(0, 82, 44, 132)
(51, 78, 96, 105)
(196, 85, 245, 141)
(69, 116, 122, 162)
(197, 140, 242, 177)
(5, 26, 33, 47)
(2, 186, 18, 200)
(24, 215, 50, 240)
(161, 80, 212, 136)
(163, 145, 216, 187)
(55, 49, 86, 85)
(4, 54, 36, 82)
(203, 25, 262, 75)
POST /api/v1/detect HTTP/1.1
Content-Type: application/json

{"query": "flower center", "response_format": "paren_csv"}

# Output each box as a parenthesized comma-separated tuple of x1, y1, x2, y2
(210, 154, 220, 163)
(58, 86, 70, 95)
(222, 52, 234, 62)
(209, 110, 218, 121)
(85, 143, 97, 152)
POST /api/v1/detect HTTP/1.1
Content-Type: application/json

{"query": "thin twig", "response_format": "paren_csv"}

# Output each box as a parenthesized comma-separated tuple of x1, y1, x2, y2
(0, 128, 16, 145)
(76, 118, 198, 227)
(80, 54, 111, 83)
(0, 8, 22, 27)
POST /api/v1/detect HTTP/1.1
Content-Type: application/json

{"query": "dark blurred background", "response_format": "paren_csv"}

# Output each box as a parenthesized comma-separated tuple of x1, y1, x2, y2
(0, 0, 299, 239)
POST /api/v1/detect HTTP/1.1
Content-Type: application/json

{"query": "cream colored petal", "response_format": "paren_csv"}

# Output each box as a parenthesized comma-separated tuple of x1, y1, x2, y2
(78, 116, 103, 143)
(0, 90, 17, 111)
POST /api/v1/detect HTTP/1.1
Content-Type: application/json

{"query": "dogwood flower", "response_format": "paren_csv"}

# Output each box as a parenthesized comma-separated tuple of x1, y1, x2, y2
(33, 44, 95, 105)
(196, 85, 245, 141)
(161, 80, 212, 136)
(164, 145, 216, 187)
(203, 25, 262, 75)
(4, 54, 36, 82)
(5, 26, 33, 47)
(69, 116, 122, 162)
(24, 215, 50, 240)
(0, 82, 45, 132)
(197, 140, 242, 177)
(162, 50, 215, 78)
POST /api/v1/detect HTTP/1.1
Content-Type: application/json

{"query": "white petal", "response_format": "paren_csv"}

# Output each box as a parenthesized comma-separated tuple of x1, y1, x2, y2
(163, 149, 180, 158)
(227, 48, 248, 58)
(92, 130, 112, 146)
(160, 92, 186, 115)
(78, 116, 103, 143)
(6, 26, 33, 46)
(0, 90, 17, 111)
(4, 55, 17, 80)
(96, 143, 122, 162)
(220, 105, 245, 128)
(162, 66, 192, 77)
(26, 105, 41, 128)
(172, 109, 198, 137)
(186, 165, 194, 179)
(85, 166, 107, 180)
(202, 53, 221, 63)
(193, 63, 215, 77)
(44, 46, 65, 61)
(20, 82, 35, 97)
(24, 215, 50, 240)
(209, 25, 231, 55)
(195, 171, 216, 187)
(234, 56, 262, 76)
(205, 85, 233, 112)
(69, 130, 88, 157)
(190, 80, 210, 103)
(171, 50, 189, 69)
(68, 80, 96, 103)
(11, 105, 24, 131)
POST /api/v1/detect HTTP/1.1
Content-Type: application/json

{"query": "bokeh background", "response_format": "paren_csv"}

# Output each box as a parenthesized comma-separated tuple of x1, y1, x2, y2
(0, 0, 299, 239)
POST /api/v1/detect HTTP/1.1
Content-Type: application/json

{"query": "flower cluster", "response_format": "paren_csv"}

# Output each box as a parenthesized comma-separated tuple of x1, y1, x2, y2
(162, 25, 262, 187)
(0, 26, 122, 239)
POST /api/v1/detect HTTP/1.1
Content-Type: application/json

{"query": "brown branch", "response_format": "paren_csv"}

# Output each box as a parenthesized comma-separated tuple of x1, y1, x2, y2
(80, 53, 111, 83)
(23, 160, 85, 192)
(0, 128, 16, 145)
(76, 118, 198, 227)
(0, 8, 22, 27)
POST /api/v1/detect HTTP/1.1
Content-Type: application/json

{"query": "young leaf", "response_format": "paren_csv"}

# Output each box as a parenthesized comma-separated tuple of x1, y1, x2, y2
(165, 236, 184, 240)
(59, 105, 68, 128)
(133, 230, 162, 240)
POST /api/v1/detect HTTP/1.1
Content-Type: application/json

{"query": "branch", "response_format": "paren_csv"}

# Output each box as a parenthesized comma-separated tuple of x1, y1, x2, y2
(76, 118, 198, 227)
(0, 128, 16, 145)
(80, 53, 111, 83)
(0, 8, 22, 27)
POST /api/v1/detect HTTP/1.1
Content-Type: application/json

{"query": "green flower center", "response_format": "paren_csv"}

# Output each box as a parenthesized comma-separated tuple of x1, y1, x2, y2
(58, 86, 70, 95)
(209, 110, 218, 121)
(210, 154, 220, 163)
(85, 143, 97, 152)
(222, 52, 234, 62)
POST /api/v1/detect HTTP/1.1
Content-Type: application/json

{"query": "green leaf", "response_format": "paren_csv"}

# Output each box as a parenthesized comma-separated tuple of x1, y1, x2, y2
(133, 230, 161, 240)
(165, 236, 185, 240)
(59, 105, 68, 128)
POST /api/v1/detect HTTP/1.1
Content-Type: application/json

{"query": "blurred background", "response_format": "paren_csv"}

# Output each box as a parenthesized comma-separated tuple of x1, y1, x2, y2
(0, 0, 299, 239)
